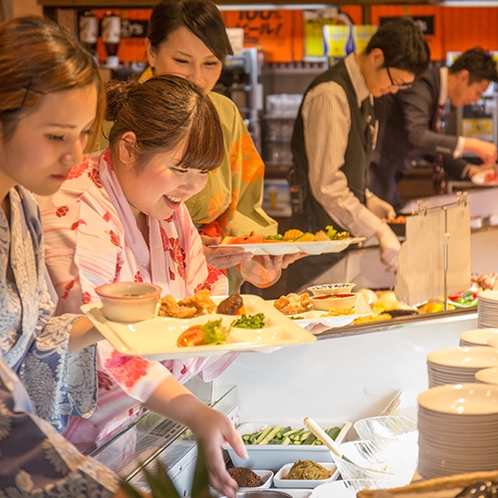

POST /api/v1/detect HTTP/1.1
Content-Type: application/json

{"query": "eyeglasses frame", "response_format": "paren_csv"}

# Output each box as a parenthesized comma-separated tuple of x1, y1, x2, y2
(386, 67, 413, 91)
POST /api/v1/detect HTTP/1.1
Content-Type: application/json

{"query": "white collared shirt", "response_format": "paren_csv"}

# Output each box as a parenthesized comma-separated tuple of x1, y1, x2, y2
(302, 53, 382, 240)
(439, 66, 465, 158)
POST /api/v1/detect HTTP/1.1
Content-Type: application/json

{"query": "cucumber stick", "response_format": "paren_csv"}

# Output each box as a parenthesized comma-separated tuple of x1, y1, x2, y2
(242, 425, 342, 445)
(258, 425, 282, 445)
(254, 427, 272, 444)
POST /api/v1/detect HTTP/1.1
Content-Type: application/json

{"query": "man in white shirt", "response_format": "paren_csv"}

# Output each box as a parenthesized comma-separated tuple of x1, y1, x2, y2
(287, 18, 430, 292)
(370, 47, 498, 210)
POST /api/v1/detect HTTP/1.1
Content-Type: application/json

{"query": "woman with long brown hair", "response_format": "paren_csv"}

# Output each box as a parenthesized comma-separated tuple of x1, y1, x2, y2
(0, 15, 122, 495)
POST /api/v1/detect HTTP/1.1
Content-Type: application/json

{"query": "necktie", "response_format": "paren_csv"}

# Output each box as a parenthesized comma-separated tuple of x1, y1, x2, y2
(361, 97, 371, 133)
(433, 104, 446, 195)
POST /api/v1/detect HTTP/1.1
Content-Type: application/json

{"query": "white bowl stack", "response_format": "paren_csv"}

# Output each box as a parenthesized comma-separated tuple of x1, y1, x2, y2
(478, 291, 498, 328)
(459, 328, 498, 347)
(418, 383, 498, 479)
(427, 347, 498, 388)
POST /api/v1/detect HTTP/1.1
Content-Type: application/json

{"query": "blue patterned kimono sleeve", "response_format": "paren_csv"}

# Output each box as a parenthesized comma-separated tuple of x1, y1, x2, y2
(11, 187, 98, 433)
(0, 355, 119, 497)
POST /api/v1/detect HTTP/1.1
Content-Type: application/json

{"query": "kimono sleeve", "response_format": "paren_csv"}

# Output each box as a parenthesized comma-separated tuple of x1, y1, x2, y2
(0, 354, 119, 496)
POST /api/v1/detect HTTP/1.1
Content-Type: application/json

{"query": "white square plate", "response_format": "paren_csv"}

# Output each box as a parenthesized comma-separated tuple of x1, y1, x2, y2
(81, 294, 316, 361)
(237, 469, 274, 491)
(274, 462, 339, 489)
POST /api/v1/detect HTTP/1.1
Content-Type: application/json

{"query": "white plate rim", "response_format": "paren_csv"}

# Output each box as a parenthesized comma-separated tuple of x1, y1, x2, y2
(216, 238, 364, 256)
(81, 294, 317, 360)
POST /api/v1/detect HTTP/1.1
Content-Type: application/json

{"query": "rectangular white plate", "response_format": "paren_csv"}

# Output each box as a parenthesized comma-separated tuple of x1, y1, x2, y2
(226, 419, 352, 472)
(81, 294, 316, 361)
(217, 238, 364, 256)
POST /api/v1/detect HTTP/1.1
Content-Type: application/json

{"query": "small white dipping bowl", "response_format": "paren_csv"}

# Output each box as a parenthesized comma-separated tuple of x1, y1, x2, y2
(95, 282, 162, 322)
(308, 283, 356, 296)
(311, 293, 358, 311)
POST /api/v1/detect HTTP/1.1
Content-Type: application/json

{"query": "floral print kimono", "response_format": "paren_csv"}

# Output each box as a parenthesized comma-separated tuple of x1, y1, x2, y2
(37, 150, 233, 449)
(97, 69, 281, 292)
(0, 186, 97, 433)
(0, 353, 118, 496)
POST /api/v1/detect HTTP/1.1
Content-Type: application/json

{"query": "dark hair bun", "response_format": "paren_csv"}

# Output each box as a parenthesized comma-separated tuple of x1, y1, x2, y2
(105, 78, 139, 121)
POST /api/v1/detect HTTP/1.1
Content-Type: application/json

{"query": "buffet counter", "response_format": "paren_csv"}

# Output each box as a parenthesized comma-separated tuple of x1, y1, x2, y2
(97, 309, 478, 493)
(213, 308, 477, 423)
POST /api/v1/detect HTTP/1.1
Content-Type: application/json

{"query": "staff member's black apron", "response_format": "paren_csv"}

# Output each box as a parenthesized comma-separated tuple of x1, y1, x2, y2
(286, 59, 374, 293)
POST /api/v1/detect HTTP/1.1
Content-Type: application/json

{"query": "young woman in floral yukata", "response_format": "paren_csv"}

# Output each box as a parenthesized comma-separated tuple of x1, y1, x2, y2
(0, 15, 126, 496)
(142, 0, 306, 291)
(37, 75, 246, 498)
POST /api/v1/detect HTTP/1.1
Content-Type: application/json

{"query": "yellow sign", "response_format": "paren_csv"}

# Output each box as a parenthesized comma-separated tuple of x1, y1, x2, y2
(303, 7, 349, 60)
(462, 118, 493, 139)
(323, 25, 350, 58)
(353, 25, 378, 54)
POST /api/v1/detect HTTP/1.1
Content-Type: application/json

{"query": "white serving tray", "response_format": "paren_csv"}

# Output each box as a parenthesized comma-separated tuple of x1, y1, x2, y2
(218, 238, 364, 256)
(226, 419, 352, 472)
(81, 294, 316, 361)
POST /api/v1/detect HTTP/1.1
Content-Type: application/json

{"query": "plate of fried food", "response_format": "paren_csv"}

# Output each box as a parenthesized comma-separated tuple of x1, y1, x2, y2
(217, 226, 364, 256)
(81, 291, 316, 360)
(272, 292, 372, 331)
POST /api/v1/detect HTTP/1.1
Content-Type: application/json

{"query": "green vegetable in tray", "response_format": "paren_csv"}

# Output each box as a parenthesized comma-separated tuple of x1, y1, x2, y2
(241, 425, 342, 445)
(231, 313, 265, 329)
(266, 234, 284, 241)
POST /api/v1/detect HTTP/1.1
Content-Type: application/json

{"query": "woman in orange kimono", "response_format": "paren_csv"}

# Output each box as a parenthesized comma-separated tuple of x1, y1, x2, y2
(143, 0, 305, 291)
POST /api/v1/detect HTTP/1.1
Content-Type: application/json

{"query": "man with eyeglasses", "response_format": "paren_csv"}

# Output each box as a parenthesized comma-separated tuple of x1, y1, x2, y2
(286, 18, 429, 293)
(370, 47, 498, 211)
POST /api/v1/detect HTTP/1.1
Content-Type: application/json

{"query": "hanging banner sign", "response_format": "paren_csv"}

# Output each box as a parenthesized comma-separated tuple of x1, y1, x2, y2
(222, 10, 294, 63)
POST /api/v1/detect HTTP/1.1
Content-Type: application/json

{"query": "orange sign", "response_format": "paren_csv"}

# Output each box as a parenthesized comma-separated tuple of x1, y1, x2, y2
(223, 10, 295, 63)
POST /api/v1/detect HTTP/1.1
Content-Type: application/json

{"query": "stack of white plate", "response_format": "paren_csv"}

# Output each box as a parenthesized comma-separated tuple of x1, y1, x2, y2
(488, 335, 498, 350)
(478, 291, 498, 328)
(476, 366, 498, 386)
(418, 383, 498, 479)
(459, 328, 498, 347)
(427, 347, 498, 388)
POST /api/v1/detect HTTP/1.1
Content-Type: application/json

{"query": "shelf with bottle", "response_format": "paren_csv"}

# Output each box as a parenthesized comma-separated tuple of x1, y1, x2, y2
(261, 94, 301, 166)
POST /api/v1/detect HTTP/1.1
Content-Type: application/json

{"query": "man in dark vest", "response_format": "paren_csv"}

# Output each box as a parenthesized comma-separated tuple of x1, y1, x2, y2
(286, 18, 430, 293)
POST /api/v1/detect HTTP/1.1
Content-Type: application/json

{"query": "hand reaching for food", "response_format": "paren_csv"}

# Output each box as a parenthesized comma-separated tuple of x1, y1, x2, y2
(365, 189, 396, 220)
(472, 272, 498, 290)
